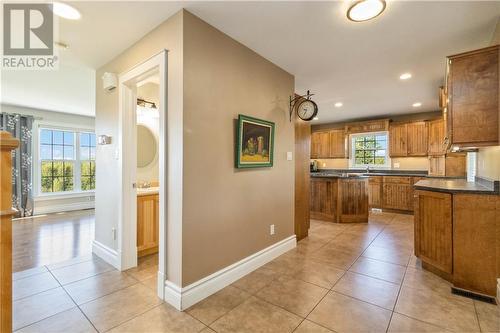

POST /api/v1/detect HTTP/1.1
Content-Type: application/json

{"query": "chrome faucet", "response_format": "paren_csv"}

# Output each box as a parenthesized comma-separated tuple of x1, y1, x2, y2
(366, 165, 370, 173)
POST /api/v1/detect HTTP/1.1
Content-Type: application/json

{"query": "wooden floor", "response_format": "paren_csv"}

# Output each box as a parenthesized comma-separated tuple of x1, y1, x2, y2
(12, 209, 94, 273)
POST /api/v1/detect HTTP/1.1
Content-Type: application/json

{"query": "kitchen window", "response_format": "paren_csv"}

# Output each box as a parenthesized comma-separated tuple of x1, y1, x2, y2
(39, 128, 96, 194)
(350, 132, 390, 168)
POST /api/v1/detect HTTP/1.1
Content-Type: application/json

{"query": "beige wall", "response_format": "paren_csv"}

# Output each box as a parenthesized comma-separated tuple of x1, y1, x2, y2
(95, 10, 184, 284)
(476, 18, 500, 180)
(182, 12, 295, 286)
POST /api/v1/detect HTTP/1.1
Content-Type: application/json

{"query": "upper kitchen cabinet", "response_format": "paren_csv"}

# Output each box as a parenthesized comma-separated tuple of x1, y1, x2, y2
(389, 123, 408, 157)
(447, 45, 500, 148)
(428, 119, 446, 156)
(407, 121, 428, 156)
(329, 129, 346, 158)
(311, 129, 346, 159)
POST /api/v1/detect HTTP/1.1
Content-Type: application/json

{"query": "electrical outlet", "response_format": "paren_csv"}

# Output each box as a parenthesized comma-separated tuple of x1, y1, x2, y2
(394, 162, 400, 169)
(270, 224, 275, 235)
(287, 152, 293, 161)
(112, 228, 117, 240)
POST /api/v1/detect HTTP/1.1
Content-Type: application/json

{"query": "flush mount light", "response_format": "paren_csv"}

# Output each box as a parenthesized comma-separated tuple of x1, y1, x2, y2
(347, 0, 386, 22)
(52, 2, 81, 20)
(334, 102, 343, 108)
(412, 102, 422, 107)
(400, 73, 412, 80)
(313, 117, 319, 120)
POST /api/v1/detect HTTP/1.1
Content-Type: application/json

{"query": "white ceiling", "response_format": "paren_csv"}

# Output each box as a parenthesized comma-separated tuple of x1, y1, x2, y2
(2, 1, 499, 122)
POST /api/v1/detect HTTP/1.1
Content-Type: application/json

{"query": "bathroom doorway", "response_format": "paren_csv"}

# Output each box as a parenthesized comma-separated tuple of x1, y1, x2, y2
(118, 51, 167, 299)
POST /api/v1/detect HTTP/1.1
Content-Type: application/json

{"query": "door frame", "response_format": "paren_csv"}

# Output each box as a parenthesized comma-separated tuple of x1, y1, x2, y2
(118, 50, 168, 299)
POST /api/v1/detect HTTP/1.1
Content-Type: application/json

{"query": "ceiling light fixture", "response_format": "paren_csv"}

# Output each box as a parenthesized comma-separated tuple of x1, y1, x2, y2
(412, 102, 422, 107)
(313, 117, 319, 120)
(52, 2, 81, 20)
(400, 73, 412, 80)
(334, 102, 343, 108)
(347, 0, 386, 22)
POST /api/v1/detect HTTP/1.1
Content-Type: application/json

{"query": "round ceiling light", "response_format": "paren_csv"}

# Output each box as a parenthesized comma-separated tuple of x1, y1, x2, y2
(412, 102, 422, 107)
(400, 73, 412, 80)
(334, 102, 343, 108)
(347, 0, 386, 22)
(52, 2, 81, 20)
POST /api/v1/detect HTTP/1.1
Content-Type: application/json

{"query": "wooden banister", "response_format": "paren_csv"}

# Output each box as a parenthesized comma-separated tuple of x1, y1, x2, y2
(1, 131, 19, 333)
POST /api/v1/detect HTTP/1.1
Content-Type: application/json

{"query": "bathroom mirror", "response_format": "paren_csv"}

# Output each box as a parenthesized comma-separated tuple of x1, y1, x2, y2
(137, 124, 157, 168)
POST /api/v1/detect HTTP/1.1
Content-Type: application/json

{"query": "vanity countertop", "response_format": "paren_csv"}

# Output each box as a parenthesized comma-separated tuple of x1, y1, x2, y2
(137, 187, 159, 196)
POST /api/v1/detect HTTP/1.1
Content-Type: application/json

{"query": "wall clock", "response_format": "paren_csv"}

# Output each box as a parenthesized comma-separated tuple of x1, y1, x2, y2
(289, 90, 318, 122)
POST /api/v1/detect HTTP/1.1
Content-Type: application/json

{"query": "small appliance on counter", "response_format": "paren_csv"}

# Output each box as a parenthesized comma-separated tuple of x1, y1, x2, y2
(310, 160, 319, 172)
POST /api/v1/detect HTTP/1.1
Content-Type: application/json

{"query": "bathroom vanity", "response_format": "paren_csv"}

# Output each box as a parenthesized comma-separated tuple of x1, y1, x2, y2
(137, 187, 159, 257)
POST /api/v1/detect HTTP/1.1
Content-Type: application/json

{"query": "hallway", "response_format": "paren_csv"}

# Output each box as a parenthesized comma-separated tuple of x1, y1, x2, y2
(11, 211, 499, 332)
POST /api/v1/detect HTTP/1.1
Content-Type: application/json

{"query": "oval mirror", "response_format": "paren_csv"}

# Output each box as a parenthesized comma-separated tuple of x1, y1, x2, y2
(137, 124, 157, 168)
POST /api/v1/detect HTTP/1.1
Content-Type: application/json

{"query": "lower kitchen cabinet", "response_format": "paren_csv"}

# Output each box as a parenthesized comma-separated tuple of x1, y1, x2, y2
(368, 176, 382, 208)
(382, 176, 412, 211)
(310, 178, 337, 221)
(137, 194, 159, 257)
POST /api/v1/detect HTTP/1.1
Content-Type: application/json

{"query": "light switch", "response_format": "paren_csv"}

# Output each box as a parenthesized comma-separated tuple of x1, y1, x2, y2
(287, 152, 293, 161)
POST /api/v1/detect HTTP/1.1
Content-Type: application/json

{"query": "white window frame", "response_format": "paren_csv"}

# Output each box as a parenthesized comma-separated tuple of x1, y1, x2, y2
(35, 124, 96, 198)
(349, 131, 391, 169)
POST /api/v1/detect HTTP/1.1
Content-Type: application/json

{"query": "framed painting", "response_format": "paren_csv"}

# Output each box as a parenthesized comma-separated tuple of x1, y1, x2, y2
(236, 114, 275, 168)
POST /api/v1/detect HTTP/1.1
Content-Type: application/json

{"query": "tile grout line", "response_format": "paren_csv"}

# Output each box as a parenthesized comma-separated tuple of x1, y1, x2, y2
(473, 301, 484, 332)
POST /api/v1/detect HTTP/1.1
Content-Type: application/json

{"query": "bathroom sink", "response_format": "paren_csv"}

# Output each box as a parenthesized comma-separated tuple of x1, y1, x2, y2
(137, 186, 159, 196)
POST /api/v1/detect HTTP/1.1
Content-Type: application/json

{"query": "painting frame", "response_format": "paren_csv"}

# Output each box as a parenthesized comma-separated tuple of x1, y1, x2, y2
(236, 114, 275, 168)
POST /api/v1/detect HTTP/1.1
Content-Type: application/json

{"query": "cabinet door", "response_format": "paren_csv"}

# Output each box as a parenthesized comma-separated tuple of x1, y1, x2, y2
(382, 183, 412, 210)
(137, 194, 159, 257)
(318, 132, 330, 158)
(414, 190, 452, 274)
(448, 47, 499, 146)
(311, 132, 320, 159)
(310, 178, 336, 221)
(428, 156, 445, 176)
(368, 183, 381, 208)
(389, 123, 408, 157)
(329, 129, 346, 158)
(407, 122, 428, 156)
(428, 119, 446, 155)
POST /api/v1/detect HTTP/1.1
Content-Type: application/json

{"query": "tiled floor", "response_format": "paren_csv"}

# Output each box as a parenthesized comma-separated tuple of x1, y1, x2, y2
(12, 211, 500, 332)
(12, 209, 94, 272)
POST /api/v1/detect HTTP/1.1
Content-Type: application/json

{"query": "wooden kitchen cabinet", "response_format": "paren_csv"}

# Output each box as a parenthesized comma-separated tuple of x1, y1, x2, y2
(447, 45, 500, 147)
(428, 119, 446, 156)
(389, 123, 408, 157)
(310, 178, 337, 221)
(407, 122, 428, 156)
(368, 176, 382, 208)
(382, 176, 412, 211)
(329, 129, 346, 158)
(311, 132, 321, 159)
(414, 190, 453, 274)
(428, 154, 466, 177)
(137, 194, 159, 257)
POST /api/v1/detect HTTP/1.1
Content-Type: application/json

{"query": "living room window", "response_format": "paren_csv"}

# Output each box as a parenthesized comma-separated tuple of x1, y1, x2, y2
(350, 132, 390, 168)
(39, 128, 96, 193)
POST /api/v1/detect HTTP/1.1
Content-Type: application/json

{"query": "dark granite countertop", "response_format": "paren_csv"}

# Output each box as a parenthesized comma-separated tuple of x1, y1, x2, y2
(311, 169, 462, 179)
(414, 178, 500, 195)
(311, 172, 369, 179)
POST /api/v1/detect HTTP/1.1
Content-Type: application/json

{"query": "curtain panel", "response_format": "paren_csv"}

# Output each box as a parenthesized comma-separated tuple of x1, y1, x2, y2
(0, 113, 34, 217)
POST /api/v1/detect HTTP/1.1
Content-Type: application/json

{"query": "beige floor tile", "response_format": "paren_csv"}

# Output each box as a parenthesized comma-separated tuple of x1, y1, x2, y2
(402, 267, 451, 296)
(232, 266, 278, 294)
(125, 263, 158, 281)
(187, 285, 251, 325)
(407, 255, 423, 270)
(13, 266, 48, 281)
(362, 244, 411, 266)
(262, 255, 307, 275)
(210, 296, 302, 333)
(141, 275, 158, 291)
(293, 260, 345, 289)
(395, 286, 480, 332)
(108, 303, 205, 333)
(64, 270, 139, 305)
(256, 276, 328, 317)
(309, 246, 359, 270)
(388, 313, 450, 333)
(294, 320, 333, 333)
(46, 254, 94, 271)
(308, 291, 392, 333)
(200, 327, 216, 332)
(13, 271, 60, 300)
(332, 271, 400, 310)
(475, 301, 500, 333)
(13, 287, 76, 331)
(50, 258, 114, 285)
(16, 307, 96, 333)
(349, 257, 406, 284)
(80, 283, 162, 332)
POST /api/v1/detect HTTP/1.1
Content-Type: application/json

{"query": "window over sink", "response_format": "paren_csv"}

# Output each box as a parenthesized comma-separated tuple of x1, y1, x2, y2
(349, 132, 390, 168)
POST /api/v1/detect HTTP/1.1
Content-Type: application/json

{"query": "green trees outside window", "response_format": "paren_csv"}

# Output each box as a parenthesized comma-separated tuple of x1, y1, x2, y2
(353, 134, 388, 166)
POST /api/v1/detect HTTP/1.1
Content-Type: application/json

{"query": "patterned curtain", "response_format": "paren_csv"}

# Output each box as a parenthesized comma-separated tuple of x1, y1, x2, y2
(0, 113, 34, 217)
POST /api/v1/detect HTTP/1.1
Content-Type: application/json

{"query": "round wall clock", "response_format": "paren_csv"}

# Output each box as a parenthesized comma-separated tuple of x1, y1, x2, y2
(297, 99, 318, 121)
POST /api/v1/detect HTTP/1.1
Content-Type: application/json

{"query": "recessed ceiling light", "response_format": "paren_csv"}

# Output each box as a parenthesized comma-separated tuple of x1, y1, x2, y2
(334, 102, 343, 108)
(52, 2, 81, 20)
(400, 73, 412, 80)
(347, 0, 386, 22)
(412, 102, 422, 107)
(313, 117, 319, 120)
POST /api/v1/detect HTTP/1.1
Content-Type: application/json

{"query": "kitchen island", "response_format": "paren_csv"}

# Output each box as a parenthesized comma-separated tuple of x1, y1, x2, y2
(310, 173, 369, 223)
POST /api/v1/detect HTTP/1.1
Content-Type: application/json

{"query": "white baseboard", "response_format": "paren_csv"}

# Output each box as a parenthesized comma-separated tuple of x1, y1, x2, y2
(92, 240, 120, 270)
(164, 235, 296, 310)
(34, 201, 95, 215)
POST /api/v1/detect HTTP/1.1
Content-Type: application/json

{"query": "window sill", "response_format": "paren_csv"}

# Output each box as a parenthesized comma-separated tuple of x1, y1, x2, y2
(34, 191, 95, 201)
